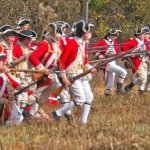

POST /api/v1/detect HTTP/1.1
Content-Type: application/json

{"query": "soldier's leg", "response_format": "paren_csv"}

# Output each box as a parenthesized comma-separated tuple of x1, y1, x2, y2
(145, 71, 150, 91)
(136, 62, 147, 93)
(107, 63, 127, 94)
(5, 101, 24, 126)
(58, 89, 72, 122)
(105, 71, 115, 95)
(81, 78, 94, 124)
(52, 79, 86, 122)
(138, 69, 147, 93)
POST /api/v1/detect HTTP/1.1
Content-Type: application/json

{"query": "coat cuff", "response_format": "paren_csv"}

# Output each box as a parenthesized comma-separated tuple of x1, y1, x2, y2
(36, 64, 45, 70)
(58, 70, 67, 78)
(85, 64, 93, 70)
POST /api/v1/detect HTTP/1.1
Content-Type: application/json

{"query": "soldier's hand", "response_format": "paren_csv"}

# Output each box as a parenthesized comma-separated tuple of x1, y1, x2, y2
(99, 55, 105, 59)
(0, 62, 10, 73)
(4, 66, 10, 73)
(62, 77, 71, 88)
(91, 67, 97, 73)
(42, 68, 50, 75)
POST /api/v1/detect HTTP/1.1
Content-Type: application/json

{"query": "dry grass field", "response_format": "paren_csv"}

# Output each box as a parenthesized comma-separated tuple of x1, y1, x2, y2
(0, 72, 150, 150)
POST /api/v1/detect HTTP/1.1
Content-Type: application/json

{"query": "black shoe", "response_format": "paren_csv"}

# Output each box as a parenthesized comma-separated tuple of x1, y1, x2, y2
(64, 114, 73, 124)
(124, 82, 134, 93)
(124, 85, 131, 93)
(105, 92, 110, 96)
(22, 110, 32, 119)
(116, 82, 124, 95)
(51, 111, 60, 123)
(139, 90, 145, 94)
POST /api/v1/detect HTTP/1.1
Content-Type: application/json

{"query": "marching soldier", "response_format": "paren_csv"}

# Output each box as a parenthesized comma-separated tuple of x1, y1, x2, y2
(122, 28, 150, 93)
(0, 25, 21, 92)
(0, 25, 23, 125)
(29, 21, 65, 117)
(12, 30, 39, 117)
(52, 20, 96, 124)
(92, 29, 127, 95)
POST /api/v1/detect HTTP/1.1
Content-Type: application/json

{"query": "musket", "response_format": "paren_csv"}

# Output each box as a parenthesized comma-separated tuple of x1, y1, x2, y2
(9, 68, 76, 75)
(15, 80, 39, 96)
(89, 51, 150, 64)
(88, 50, 150, 61)
(88, 44, 124, 51)
(10, 68, 48, 74)
(85, 0, 91, 24)
(108, 50, 150, 58)
(89, 57, 116, 64)
(123, 51, 150, 58)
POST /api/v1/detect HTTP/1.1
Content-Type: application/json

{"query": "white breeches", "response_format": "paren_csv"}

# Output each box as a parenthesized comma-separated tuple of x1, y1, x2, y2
(146, 71, 150, 91)
(146, 60, 150, 91)
(133, 61, 147, 91)
(59, 89, 70, 103)
(16, 75, 32, 109)
(105, 62, 127, 92)
(5, 102, 24, 126)
(70, 77, 93, 106)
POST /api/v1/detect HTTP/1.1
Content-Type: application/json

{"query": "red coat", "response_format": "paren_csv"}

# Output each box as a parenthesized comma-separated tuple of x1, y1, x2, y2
(14, 36, 37, 50)
(13, 44, 24, 59)
(92, 38, 120, 58)
(29, 40, 63, 88)
(29, 40, 62, 70)
(122, 37, 150, 72)
(59, 37, 73, 50)
(59, 37, 89, 71)
(0, 42, 20, 90)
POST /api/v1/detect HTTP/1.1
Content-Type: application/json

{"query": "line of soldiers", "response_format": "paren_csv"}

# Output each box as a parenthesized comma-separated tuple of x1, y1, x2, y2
(92, 26, 150, 95)
(0, 17, 150, 126)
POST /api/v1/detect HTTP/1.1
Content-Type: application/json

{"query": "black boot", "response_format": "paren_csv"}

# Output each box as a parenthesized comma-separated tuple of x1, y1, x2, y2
(124, 82, 134, 93)
(116, 82, 124, 95)
(51, 111, 60, 123)
(139, 89, 145, 94)
(22, 109, 32, 119)
(64, 114, 73, 124)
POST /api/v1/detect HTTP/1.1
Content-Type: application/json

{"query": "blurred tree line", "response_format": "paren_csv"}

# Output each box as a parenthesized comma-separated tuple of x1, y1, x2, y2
(0, 0, 150, 41)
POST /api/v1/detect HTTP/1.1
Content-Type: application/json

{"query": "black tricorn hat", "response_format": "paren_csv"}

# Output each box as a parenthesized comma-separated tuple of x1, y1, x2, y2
(109, 29, 122, 36)
(55, 21, 70, 36)
(48, 21, 69, 36)
(142, 26, 150, 34)
(135, 28, 147, 35)
(17, 30, 37, 39)
(16, 17, 31, 26)
(0, 25, 17, 36)
(75, 20, 94, 33)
